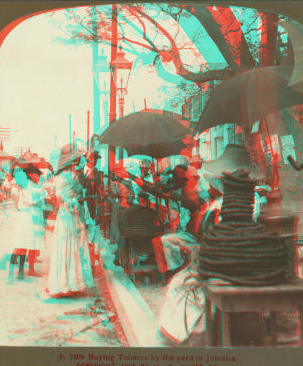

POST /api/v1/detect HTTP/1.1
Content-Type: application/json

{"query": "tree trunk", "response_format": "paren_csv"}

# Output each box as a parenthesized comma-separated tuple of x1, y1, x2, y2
(259, 13, 279, 66)
(259, 13, 282, 176)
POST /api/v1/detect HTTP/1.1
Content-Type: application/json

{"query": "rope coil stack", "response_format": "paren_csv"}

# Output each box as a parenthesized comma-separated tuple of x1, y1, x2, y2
(197, 169, 288, 286)
(220, 170, 255, 222)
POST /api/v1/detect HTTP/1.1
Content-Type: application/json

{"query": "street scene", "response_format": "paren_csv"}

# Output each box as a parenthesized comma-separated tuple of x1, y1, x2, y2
(2, 2, 303, 351)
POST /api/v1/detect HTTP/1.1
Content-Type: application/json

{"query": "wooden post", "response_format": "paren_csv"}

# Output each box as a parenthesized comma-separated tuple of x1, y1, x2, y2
(108, 4, 118, 178)
(91, 5, 101, 134)
(87, 110, 90, 151)
(69, 114, 72, 153)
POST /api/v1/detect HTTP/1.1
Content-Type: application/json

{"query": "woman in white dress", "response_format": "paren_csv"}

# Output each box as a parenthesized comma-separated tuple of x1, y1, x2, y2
(42, 164, 95, 297)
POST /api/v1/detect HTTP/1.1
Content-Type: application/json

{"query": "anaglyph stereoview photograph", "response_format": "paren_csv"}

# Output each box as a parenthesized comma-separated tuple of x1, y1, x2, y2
(1, 1, 303, 351)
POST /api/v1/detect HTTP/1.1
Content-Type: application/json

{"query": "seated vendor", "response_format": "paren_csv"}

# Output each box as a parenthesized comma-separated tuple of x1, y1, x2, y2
(156, 175, 267, 348)
(157, 145, 269, 347)
(151, 164, 209, 276)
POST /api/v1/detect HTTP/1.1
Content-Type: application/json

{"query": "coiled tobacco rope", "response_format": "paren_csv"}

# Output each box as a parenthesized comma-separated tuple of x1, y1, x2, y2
(197, 169, 288, 286)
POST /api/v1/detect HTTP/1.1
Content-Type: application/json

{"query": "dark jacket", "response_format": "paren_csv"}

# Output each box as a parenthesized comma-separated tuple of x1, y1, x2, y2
(78, 167, 105, 223)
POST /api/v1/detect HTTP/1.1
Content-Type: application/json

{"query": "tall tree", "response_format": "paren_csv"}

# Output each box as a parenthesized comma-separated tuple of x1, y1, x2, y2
(47, 4, 291, 127)
(48, 4, 288, 85)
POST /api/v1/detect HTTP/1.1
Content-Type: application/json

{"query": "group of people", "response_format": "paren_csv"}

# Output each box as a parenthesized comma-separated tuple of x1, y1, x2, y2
(102, 144, 270, 346)
(0, 141, 271, 346)
(0, 147, 105, 298)
(104, 155, 226, 346)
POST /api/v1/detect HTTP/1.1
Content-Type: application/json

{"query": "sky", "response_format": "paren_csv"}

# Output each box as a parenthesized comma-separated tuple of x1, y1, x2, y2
(0, 10, 165, 159)
(0, 4, 260, 161)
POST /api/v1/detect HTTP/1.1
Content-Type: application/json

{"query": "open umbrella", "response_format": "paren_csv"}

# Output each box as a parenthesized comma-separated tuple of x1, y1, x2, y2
(195, 65, 303, 134)
(0, 151, 13, 160)
(280, 19, 303, 92)
(98, 110, 189, 159)
(139, 108, 192, 128)
(29, 158, 53, 173)
(125, 139, 187, 160)
(12, 156, 54, 175)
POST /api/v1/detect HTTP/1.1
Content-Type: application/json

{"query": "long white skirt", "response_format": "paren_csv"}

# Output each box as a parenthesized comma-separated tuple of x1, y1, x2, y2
(47, 205, 94, 297)
(11, 209, 37, 251)
(157, 266, 206, 344)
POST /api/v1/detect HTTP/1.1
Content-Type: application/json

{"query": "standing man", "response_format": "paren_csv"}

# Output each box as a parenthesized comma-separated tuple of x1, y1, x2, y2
(78, 149, 105, 276)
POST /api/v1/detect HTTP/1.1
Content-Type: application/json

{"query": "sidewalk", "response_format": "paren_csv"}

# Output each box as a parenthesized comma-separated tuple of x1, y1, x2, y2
(0, 203, 122, 347)
(0, 263, 122, 346)
(97, 241, 168, 347)
(3, 199, 299, 348)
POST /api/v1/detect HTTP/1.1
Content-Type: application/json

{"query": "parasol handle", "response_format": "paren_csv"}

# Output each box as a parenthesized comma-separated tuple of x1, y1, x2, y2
(287, 155, 303, 171)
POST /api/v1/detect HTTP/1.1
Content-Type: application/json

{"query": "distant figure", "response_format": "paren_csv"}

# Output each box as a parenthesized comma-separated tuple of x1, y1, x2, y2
(180, 128, 195, 161)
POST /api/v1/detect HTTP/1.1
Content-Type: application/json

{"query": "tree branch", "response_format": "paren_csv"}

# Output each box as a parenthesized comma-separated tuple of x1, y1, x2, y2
(119, 6, 158, 52)
(49, 16, 74, 40)
(186, 5, 240, 72)
(131, 7, 192, 76)
(180, 67, 235, 82)
(48, 4, 252, 86)
(153, 55, 234, 84)
(127, 5, 237, 84)
(122, 36, 154, 51)
(212, 6, 256, 69)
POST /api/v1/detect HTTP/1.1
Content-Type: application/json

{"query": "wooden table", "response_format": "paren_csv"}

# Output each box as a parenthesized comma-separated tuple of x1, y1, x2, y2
(202, 277, 303, 347)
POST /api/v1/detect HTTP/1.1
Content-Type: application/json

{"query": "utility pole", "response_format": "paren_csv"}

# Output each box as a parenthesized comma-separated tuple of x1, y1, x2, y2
(87, 110, 90, 150)
(69, 114, 72, 152)
(109, 5, 117, 125)
(91, 6, 101, 135)
(0, 127, 10, 151)
(109, 4, 118, 174)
